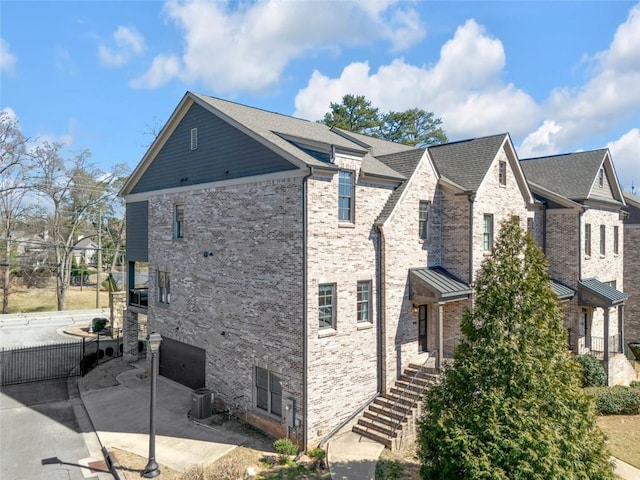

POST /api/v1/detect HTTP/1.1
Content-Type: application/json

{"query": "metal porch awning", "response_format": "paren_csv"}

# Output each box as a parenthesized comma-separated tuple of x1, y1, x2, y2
(550, 279, 575, 301)
(409, 267, 472, 303)
(578, 278, 627, 308)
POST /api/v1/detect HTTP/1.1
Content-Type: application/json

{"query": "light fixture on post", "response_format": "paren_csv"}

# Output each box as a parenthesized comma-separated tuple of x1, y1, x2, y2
(143, 332, 163, 478)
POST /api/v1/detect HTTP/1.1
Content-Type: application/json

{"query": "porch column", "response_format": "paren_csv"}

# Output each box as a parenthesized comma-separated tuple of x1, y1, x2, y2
(603, 307, 610, 385)
(618, 305, 624, 353)
(435, 303, 444, 370)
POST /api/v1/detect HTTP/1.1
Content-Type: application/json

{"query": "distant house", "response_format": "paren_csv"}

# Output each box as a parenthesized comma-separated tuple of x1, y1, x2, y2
(120, 92, 636, 451)
(623, 192, 640, 346)
(521, 150, 635, 383)
(72, 236, 98, 267)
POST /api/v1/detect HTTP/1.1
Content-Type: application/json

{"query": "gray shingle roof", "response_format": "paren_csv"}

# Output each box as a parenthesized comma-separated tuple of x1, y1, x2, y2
(520, 150, 607, 200)
(410, 267, 472, 301)
(374, 149, 427, 225)
(623, 192, 640, 224)
(193, 93, 404, 180)
(428, 134, 508, 192)
(331, 128, 416, 157)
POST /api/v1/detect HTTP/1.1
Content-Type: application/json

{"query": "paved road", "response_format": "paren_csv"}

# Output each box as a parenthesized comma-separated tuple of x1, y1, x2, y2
(0, 309, 108, 348)
(0, 378, 112, 480)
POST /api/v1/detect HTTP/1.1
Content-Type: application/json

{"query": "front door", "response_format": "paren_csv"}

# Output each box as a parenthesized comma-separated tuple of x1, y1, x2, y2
(418, 305, 428, 352)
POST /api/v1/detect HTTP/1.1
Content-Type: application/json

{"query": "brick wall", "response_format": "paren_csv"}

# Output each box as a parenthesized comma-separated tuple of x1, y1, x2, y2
(147, 175, 305, 441)
(624, 226, 640, 344)
(305, 155, 393, 444)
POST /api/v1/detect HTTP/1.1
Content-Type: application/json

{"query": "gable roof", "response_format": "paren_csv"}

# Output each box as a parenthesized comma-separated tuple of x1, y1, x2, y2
(623, 192, 640, 224)
(121, 92, 404, 196)
(375, 148, 428, 225)
(428, 133, 508, 192)
(330, 127, 416, 157)
(520, 149, 624, 205)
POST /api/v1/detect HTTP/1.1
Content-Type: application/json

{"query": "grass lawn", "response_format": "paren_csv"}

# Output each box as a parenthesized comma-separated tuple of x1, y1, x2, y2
(598, 415, 640, 469)
(6, 286, 110, 313)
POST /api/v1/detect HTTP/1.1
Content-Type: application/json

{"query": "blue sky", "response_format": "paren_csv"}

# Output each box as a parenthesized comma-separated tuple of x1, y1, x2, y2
(2, 1, 639, 191)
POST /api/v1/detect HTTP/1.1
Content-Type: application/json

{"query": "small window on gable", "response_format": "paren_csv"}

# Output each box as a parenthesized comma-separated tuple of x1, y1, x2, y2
(598, 168, 604, 187)
(338, 170, 355, 223)
(174, 204, 184, 239)
(419, 201, 430, 239)
(499, 161, 507, 186)
(190, 128, 198, 151)
(483, 214, 494, 252)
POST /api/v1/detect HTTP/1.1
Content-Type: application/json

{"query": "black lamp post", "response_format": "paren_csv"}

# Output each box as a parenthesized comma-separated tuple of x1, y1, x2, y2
(143, 332, 163, 478)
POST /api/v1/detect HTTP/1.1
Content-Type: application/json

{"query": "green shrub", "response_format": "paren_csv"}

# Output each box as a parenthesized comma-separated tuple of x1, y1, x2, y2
(630, 380, 640, 388)
(274, 438, 298, 464)
(586, 386, 640, 415)
(575, 354, 606, 387)
(307, 447, 326, 467)
(92, 317, 107, 332)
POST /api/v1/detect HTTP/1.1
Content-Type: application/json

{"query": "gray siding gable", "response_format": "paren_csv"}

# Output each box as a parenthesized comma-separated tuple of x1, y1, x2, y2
(125, 201, 148, 261)
(131, 103, 298, 194)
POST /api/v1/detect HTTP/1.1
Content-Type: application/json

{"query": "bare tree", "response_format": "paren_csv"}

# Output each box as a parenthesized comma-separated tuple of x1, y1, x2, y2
(29, 142, 121, 310)
(0, 110, 30, 313)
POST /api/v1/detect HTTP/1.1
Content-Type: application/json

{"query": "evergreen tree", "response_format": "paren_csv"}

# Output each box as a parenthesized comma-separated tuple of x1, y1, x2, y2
(418, 217, 614, 480)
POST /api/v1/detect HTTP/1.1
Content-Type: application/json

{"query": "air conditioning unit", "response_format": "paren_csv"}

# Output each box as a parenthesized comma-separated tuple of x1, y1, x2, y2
(191, 388, 213, 419)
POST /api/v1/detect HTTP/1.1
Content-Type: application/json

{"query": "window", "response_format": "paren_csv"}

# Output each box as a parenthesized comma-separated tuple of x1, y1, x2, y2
(598, 168, 604, 187)
(585, 223, 591, 256)
(614, 226, 619, 255)
(527, 217, 534, 234)
(157, 271, 170, 305)
(499, 161, 507, 186)
(190, 128, 198, 150)
(338, 170, 354, 222)
(357, 281, 371, 323)
(174, 204, 184, 239)
(255, 367, 282, 417)
(419, 201, 430, 239)
(483, 214, 494, 252)
(600, 225, 606, 255)
(318, 284, 336, 330)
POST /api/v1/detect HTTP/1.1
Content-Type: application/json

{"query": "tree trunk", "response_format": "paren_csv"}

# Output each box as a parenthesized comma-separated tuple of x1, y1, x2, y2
(2, 265, 9, 314)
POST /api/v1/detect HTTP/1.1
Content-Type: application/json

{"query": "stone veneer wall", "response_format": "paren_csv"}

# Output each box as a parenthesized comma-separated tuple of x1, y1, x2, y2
(624, 226, 640, 345)
(305, 155, 393, 445)
(147, 175, 305, 441)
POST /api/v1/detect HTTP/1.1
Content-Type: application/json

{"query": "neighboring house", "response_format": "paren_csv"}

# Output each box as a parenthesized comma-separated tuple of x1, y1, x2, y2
(623, 192, 640, 346)
(521, 151, 635, 384)
(72, 236, 98, 267)
(120, 91, 633, 451)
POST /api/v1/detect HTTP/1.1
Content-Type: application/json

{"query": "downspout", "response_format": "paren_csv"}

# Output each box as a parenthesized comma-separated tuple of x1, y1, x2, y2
(376, 225, 387, 394)
(542, 201, 548, 254)
(302, 166, 314, 453)
(467, 193, 476, 284)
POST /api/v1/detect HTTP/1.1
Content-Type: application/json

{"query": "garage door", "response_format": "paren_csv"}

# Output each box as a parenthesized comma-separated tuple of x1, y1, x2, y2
(159, 338, 206, 389)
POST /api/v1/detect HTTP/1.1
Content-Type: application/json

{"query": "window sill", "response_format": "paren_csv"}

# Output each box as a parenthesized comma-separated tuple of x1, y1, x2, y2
(357, 322, 373, 330)
(584, 255, 591, 260)
(318, 328, 337, 338)
(338, 222, 355, 228)
(600, 254, 606, 259)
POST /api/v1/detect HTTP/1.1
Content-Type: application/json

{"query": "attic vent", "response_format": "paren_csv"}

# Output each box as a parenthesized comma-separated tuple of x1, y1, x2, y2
(190, 128, 198, 151)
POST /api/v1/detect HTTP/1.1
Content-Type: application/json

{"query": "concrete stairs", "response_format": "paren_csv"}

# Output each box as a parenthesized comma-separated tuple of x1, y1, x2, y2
(352, 363, 439, 450)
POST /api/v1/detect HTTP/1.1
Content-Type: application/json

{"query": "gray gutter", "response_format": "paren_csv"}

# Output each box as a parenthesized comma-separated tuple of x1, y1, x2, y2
(468, 194, 476, 284)
(302, 166, 314, 452)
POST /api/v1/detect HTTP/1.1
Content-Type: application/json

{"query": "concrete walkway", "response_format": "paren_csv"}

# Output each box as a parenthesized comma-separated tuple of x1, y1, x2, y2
(613, 457, 640, 480)
(327, 432, 385, 480)
(78, 364, 247, 475)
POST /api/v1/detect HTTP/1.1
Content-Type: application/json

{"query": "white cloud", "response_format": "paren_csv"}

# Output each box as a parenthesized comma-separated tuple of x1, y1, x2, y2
(521, 3, 640, 154)
(294, 19, 539, 139)
(131, 0, 425, 92)
(99, 26, 146, 67)
(607, 128, 640, 190)
(0, 38, 17, 75)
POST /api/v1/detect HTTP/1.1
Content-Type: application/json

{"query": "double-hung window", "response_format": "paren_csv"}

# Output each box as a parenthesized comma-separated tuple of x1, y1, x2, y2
(483, 214, 494, 252)
(600, 225, 606, 255)
(157, 271, 170, 305)
(318, 284, 336, 330)
(419, 201, 430, 239)
(174, 204, 184, 239)
(614, 226, 619, 255)
(585, 223, 592, 256)
(357, 281, 371, 323)
(338, 170, 355, 222)
(255, 367, 282, 417)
